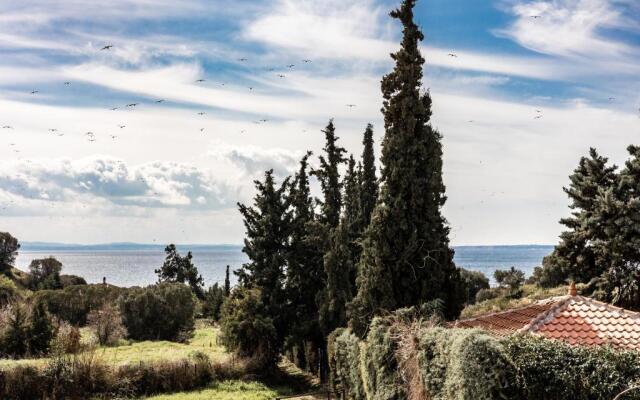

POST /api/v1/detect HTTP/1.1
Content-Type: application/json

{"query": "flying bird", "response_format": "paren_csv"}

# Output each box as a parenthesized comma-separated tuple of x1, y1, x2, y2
(118, 125, 126, 129)
(608, 97, 616, 101)
(48, 129, 57, 132)
(448, 53, 458, 58)
(277, 74, 286, 78)
(195, 79, 205, 83)
(110, 135, 118, 139)
(248, 87, 253, 91)
(63, 82, 71, 85)
(126, 103, 138, 107)
(303, 59, 312, 63)
(2, 126, 12, 129)
(199, 128, 205, 132)
(238, 58, 248, 62)
(534, 115, 543, 119)
(110, 107, 119, 111)
(287, 64, 295, 68)
(260, 119, 268, 123)
(30, 90, 39, 94)
(346, 104, 357, 108)
(530, 15, 541, 19)
(535, 109, 542, 113)
(197, 112, 206, 115)
(100, 45, 113, 50)
(155, 99, 165, 103)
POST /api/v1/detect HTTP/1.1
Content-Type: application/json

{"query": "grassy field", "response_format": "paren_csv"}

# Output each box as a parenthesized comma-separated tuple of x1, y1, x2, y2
(0, 321, 226, 369)
(140, 381, 287, 400)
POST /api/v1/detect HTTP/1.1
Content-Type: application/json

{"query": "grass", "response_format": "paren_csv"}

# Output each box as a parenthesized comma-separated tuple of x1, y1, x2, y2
(461, 283, 584, 318)
(0, 321, 227, 369)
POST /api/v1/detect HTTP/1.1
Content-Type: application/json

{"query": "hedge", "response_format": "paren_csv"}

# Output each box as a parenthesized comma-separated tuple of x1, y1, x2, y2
(330, 322, 640, 400)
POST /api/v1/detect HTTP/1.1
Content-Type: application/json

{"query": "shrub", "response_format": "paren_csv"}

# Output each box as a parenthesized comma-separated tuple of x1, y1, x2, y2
(0, 276, 19, 306)
(329, 328, 366, 400)
(59, 274, 87, 288)
(202, 283, 225, 320)
(52, 320, 82, 354)
(360, 317, 403, 400)
(219, 287, 278, 367)
(475, 287, 502, 303)
(1, 303, 29, 358)
(503, 335, 640, 400)
(33, 284, 126, 325)
(459, 268, 490, 305)
(119, 282, 195, 342)
(87, 303, 127, 346)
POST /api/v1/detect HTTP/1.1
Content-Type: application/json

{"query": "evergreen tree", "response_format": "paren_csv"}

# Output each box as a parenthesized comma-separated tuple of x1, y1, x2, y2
(588, 145, 640, 308)
(3, 303, 28, 357)
(313, 120, 347, 228)
(537, 148, 618, 287)
(236, 170, 291, 349)
(0, 232, 20, 274)
(348, 0, 465, 337)
(155, 244, 204, 298)
(202, 283, 225, 320)
(285, 152, 326, 372)
(318, 156, 360, 335)
(28, 301, 53, 355)
(358, 123, 378, 230)
(224, 265, 231, 297)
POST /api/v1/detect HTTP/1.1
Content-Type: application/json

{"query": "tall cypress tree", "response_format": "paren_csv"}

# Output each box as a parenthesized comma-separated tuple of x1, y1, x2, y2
(285, 152, 326, 369)
(319, 156, 359, 335)
(537, 148, 618, 287)
(359, 123, 378, 230)
(348, 0, 465, 337)
(313, 120, 347, 229)
(224, 265, 231, 297)
(236, 170, 291, 344)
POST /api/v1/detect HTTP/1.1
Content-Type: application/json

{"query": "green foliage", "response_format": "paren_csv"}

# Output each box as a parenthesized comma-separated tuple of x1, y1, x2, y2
(28, 257, 63, 290)
(494, 267, 525, 298)
(224, 265, 231, 297)
(119, 283, 195, 342)
(0, 275, 20, 306)
(504, 335, 640, 400)
(459, 268, 489, 305)
(328, 328, 366, 400)
(202, 283, 225, 320)
(59, 274, 87, 288)
(219, 287, 278, 367)
(349, 0, 465, 336)
(33, 284, 126, 325)
(360, 318, 403, 400)
(312, 120, 347, 228)
(236, 170, 290, 350)
(358, 123, 378, 232)
(28, 301, 54, 355)
(156, 244, 204, 299)
(1, 303, 29, 358)
(418, 328, 515, 400)
(0, 232, 20, 274)
(534, 148, 620, 291)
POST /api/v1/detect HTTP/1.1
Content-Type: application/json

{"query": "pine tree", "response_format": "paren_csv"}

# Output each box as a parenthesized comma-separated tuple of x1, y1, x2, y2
(358, 123, 378, 230)
(285, 152, 326, 372)
(28, 301, 53, 355)
(348, 0, 465, 337)
(313, 120, 347, 228)
(537, 148, 618, 287)
(318, 156, 360, 335)
(155, 244, 204, 298)
(224, 265, 231, 297)
(236, 170, 291, 346)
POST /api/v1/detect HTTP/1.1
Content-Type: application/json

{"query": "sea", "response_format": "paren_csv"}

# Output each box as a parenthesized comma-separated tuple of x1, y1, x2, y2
(15, 243, 554, 288)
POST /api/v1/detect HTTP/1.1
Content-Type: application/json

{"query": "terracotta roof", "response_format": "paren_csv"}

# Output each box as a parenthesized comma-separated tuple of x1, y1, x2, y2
(453, 294, 640, 350)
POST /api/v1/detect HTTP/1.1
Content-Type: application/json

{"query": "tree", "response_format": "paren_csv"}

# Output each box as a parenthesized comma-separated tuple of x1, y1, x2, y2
(224, 265, 231, 297)
(28, 257, 63, 290)
(3, 303, 28, 357)
(285, 153, 326, 371)
(202, 283, 225, 320)
(459, 268, 490, 305)
(219, 287, 278, 367)
(348, 0, 465, 337)
(319, 156, 360, 335)
(537, 148, 618, 287)
(0, 232, 20, 274)
(312, 120, 347, 228)
(494, 267, 525, 295)
(155, 244, 204, 298)
(588, 146, 640, 308)
(28, 301, 54, 355)
(236, 170, 291, 354)
(358, 123, 378, 230)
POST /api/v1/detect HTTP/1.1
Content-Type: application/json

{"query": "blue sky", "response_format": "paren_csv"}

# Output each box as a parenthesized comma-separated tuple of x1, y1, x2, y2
(0, 0, 639, 245)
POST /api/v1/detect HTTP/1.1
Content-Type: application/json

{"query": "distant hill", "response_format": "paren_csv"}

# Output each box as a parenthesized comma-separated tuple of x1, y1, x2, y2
(20, 242, 243, 252)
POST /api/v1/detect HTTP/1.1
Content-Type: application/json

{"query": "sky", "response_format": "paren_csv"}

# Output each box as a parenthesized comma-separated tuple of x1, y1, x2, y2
(0, 0, 639, 246)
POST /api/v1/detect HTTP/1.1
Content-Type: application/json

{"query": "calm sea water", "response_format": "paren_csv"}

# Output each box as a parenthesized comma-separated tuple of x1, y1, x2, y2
(15, 244, 553, 288)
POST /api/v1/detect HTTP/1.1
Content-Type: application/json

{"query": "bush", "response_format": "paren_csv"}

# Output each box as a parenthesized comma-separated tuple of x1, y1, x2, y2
(459, 268, 490, 305)
(52, 320, 82, 354)
(33, 284, 126, 326)
(28, 257, 63, 290)
(1, 303, 29, 358)
(119, 282, 195, 342)
(87, 303, 127, 346)
(475, 287, 502, 303)
(0, 276, 20, 306)
(28, 301, 54, 356)
(59, 274, 87, 288)
(329, 328, 366, 400)
(360, 317, 403, 400)
(219, 287, 278, 367)
(504, 335, 640, 400)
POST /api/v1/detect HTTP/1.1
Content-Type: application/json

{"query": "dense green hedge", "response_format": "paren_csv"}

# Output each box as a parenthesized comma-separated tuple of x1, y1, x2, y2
(329, 323, 640, 400)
